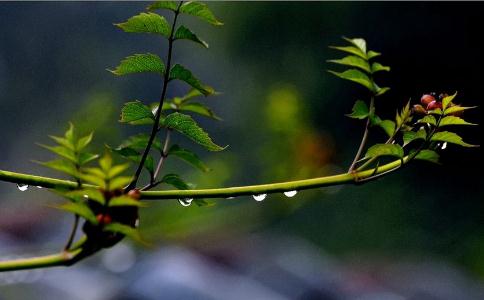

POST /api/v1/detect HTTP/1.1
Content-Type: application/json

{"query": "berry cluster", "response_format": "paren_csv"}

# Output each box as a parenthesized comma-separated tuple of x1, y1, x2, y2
(413, 93, 462, 116)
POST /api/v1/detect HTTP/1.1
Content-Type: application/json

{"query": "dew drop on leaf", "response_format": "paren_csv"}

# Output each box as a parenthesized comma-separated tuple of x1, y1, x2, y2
(252, 194, 267, 201)
(17, 184, 29, 191)
(226, 196, 235, 199)
(441, 142, 447, 150)
(283, 190, 297, 198)
(178, 198, 193, 207)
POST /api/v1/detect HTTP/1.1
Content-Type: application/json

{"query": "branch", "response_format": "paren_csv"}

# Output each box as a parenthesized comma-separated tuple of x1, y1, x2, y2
(348, 96, 374, 172)
(1, 156, 409, 201)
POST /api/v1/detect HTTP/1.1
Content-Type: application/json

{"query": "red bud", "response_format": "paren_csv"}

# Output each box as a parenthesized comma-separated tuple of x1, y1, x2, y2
(127, 189, 141, 200)
(426, 100, 442, 110)
(421, 94, 436, 106)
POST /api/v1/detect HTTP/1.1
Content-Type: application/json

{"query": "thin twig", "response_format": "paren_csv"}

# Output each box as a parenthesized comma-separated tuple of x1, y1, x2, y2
(348, 96, 374, 172)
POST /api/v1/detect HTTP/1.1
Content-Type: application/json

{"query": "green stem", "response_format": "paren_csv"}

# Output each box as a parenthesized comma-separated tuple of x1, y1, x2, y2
(0, 157, 408, 200)
(0, 245, 84, 272)
(348, 96, 374, 172)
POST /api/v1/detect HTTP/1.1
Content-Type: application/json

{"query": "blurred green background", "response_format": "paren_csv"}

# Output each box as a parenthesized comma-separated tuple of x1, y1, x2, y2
(0, 2, 483, 298)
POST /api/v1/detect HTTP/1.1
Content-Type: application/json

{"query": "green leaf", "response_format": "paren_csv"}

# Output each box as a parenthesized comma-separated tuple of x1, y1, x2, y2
(169, 64, 214, 96)
(109, 196, 147, 207)
(364, 144, 404, 159)
(108, 164, 130, 179)
(109, 53, 165, 76)
(103, 223, 146, 245)
(80, 174, 105, 189)
(115, 12, 170, 37)
(66, 189, 105, 205)
(378, 120, 396, 137)
(65, 123, 75, 144)
(346, 100, 369, 119)
(147, 1, 178, 12)
(168, 144, 210, 172)
(328, 55, 370, 73)
(414, 149, 440, 164)
(329, 45, 366, 59)
(375, 86, 390, 96)
(343, 37, 367, 53)
(110, 146, 154, 174)
(54, 202, 98, 225)
(396, 101, 412, 128)
(439, 116, 476, 127)
(431, 131, 478, 147)
(110, 176, 133, 190)
(120, 101, 155, 125)
(367, 50, 381, 59)
(99, 153, 113, 173)
(49, 135, 75, 151)
(79, 153, 99, 165)
(371, 62, 390, 73)
(444, 105, 476, 115)
(38, 144, 76, 163)
(442, 92, 457, 110)
(428, 108, 443, 115)
(162, 112, 225, 151)
(77, 132, 93, 151)
(179, 2, 223, 26)
(403, 129, 426, 146)
(328, 69, 374, 91)
(179, 102, 222, 120)
(118, 134, 163, 152)
(38, 159, 78, 178)
(161, 173, 190, 189)
(417, 115, 437, 126)
(174, 25, 208, 48)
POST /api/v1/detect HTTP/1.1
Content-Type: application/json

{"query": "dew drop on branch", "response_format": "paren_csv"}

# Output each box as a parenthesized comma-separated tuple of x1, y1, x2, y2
(36, 186, 42, 189)
(178, 198, 193, 207)
(252, 194, 267, 201)
(17, 184, 29, 191)
(226, 196, 235, 199)
(283, 190, 297, 198)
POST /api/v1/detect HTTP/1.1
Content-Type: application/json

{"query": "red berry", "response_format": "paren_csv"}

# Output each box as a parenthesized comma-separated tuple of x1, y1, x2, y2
(96, 214, 112, 225)
(426, 100, 442, 110)
(421, 94, 436, 106)
(127, 189, 141, 200)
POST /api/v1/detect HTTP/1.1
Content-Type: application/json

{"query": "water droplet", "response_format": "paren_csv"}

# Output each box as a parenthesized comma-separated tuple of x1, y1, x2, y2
(441, 142, 447, 150)
(17, 184, 28, 192)
(226, 196, 235, 199)
(252, 194, 267, 201)
(36, 186, 42, 189)
(284, 190, 297, 198)
(178, 198, 193, 207)
(83, 195, 89, 199)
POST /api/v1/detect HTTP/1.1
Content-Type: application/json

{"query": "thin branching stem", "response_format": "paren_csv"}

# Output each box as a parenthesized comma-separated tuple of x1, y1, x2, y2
(348, 96, 374, 172)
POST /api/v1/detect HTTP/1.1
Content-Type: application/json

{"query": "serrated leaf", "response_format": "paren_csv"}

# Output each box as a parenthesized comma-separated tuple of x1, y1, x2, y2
(364, 143, 404, 159)
(329, 45, 366, 59)
(328, 69, 374, 91)
(162, 112, 225, 151)
(346, 100, 369, 119)
(168, 144, 210, 172)
(79, 153, 99, 165)
(110, 53, 165, 76)
(444, 105, 476, 115)
(118, 134, 163, 152)
(54, 202, 98, 225)
(328, 55, 370, 73)
(418, 115, 437, 126)
(403, 129, 427, 146)
(120, 101, 155, 125)
(161, 173, 190, 189)
(179, 2, 223, 26)
(179, 102, 222, 120)
(147, 1, 178, 11)
(442, 92, 457, 110)
(169, 64, 214, 96)
(174, 25, 208, 48)
(396, 101, 412, 128)
(343, 37, 367, 53)
(371, 62, 390, 73)
(77, 132, 93, 151)
(38, 144, 76, 163)
(428, 108, 443, 115)
(414, 149, 440, 164)
(109, 196, 147, 207)
(431, 131, 478, 147)
(367, 50, 381, 59)
(115, 12, 170, 37)
(110, 176, 133, 190)
(38, 159, 79, 178)
(103, 222, 147, 245)
(439, 116, 476, 127)
(378, 120, 396, 137)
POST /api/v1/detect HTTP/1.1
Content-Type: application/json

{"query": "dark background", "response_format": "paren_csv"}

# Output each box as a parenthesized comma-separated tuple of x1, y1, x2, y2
(0, 2, 483, 299)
